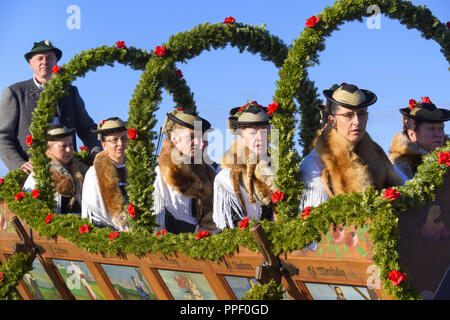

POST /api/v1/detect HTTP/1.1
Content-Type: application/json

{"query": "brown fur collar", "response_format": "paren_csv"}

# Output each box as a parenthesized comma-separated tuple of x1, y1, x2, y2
(93, 151, 127, 218)
(221, 140, 276, 214)
(157, 139, 216, 229)
(50, 158, 88, 209)
(315, 126, 402, 196)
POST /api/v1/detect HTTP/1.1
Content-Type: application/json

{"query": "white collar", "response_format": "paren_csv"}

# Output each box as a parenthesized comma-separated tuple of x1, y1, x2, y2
(33, 74, 44, 91)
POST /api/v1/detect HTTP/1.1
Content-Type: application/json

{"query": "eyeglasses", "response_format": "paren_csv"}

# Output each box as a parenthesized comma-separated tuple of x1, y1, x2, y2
(104, 136, 129, 145)
(333, 111, 369, 121)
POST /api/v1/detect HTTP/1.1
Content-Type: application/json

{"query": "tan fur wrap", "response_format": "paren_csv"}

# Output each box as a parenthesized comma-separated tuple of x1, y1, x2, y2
(158, 139, 216, 229)
(389, 134, 449, 179)
(221, 140, 276, 214)
(315, 126, 402, 196)
(93, 151, 127, 218)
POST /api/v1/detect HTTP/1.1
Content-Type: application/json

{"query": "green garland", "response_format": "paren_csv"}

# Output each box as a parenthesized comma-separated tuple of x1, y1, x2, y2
(1, 2, 449, 300)
(0, 252, 33, 300)
(242, 279, 285, 300)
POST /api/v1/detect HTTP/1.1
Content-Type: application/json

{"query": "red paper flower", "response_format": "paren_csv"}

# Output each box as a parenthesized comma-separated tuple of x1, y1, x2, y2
(382, 187, 401, 201)
(45, 213, 54, 224)
(388, 270, 407, 286)
(177, 107, 184, 111)
(271, 190, 285, 204)
(127, 128, 138, 140)
(101, 120, 106, 125)
(301, 206, 312, 220)
(109, 231, 120, 242)
(239, 216, 249, 231)
(154, 46, 167, 57)
(305, 15, 320, 28)
(156, 229, 167, 238)
(446, 22, 450, 29)
(79, 224, 91, 234)
(175, 69, 183, 78)
(14, 192, 25, 201)
(80, 145, 89, 152)
(421, 96, 431, 103)
(0, 178, 4, 185)
(195, 230, 211, 240)
(0, 272, 4, 282)
(25, 135, 33, 147)
(408, 99, 417, 109)
(52, 65, 60, 75)
(266, 101, 278, 115)
(438, 152, 450, 166)
(223, 16, 236, 24)
(31, 189, 40, 199)
(127, 203, 136, 218)
(115, 41, 127, 49)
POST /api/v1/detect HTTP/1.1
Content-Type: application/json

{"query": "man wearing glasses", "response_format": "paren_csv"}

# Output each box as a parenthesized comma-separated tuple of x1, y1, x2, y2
(82, 117, 130, 231)
(299, 83, 402, 211)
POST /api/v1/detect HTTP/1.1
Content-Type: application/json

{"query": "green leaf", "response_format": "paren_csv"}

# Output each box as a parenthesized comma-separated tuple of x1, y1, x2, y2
(356, 245, 367, 256)
(334, 245, 342, 260)
(342, 243, 348, 256)
(326, 243, 333, 254)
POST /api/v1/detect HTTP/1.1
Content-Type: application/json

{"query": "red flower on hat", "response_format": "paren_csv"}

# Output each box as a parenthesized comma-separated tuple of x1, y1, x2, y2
(127, 203, 136, 218)
(195, 230, 211, 240)
(305, 15, 320, 28)
(271, 190, 285, 204)
(52, 65, 60, 75)
(80, 145, 89, 152)
(127, 128, 138, 140)
(109, 231, 120, 242)
(79, 224, 91, 234)
(175, 69, 183, 78)
(101, 120, 106, 125)
(239, 216, 250, 231)
(0, 178, 4, 185)
(115, 41, 127, 49)
(25, 135, 33, 147)
(438, 152, 450, 166)
(31, 189, 40, 199)
(301, 206, 312, 220)
(388, 270, 407, 286)
(421, 96, 431, 103)
(14, 192, 25, 201)
(0, 272, 4, 282)
(408, 99, 417, 109)
(45, 213, 53, 224)
(154, 46, 167, 57)
(382, 187, 401, 201)
(156, 229, 167, 238)
(223, 16, 236, 24)
(267, 101, 278, 115)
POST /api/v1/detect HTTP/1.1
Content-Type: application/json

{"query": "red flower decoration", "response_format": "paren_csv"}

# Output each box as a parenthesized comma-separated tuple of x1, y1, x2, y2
(421, 96, 431, 103)
(223, 16, 236, 24)
(115, 41, 127, 49)
(127, 128, 138, 140)
(266, 101, 278, 115)
(14, 192, 25, 201)
(101, 120, 106, 125)
(109, 231, 120, 242)
(388, 270, 407, 286)
(438, 152, 450, 166)
(25, 135, 33, 147)
(154, 46, 167, 57)
(52, 65, 60, 75)
(79, 224, 91, 234)
(156, 229, 167, 238)
(382, 187, 401, 201)
(175, 69, 183, 78)
(177, 107, 184, 111)
(0, 178, 4, 185)
(45, 213, 54, 224)
(239, 216, 249, 231)
(271, 190, 285, 204)
(195, 230, 211, 240)
(31, 189, 40, 199)
(408, 99, 417, 109)
(301, 206, 312, 220)
(0, 272, 4, 282)
(80, 145, 89, 152)
(447, 22, 450, 29)
(127, 203, 136, 218)
(305, 15, 320, 28)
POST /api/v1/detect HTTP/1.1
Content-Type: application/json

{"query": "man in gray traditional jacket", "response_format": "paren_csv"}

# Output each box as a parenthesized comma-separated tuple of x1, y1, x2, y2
(0, 40, 100, 174)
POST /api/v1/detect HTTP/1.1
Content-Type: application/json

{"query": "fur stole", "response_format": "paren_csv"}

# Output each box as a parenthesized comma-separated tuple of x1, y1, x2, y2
(389, 133, 449, 179)
(93, 151, 128, 227)
(50, 157, 88, 211)
(157, 139, 216, 228)
(315, 126, 402, 196)
(220, 140, 276, 215)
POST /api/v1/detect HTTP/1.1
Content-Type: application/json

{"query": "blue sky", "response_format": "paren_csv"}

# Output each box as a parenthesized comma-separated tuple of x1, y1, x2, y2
(0, 0, 449, 177)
